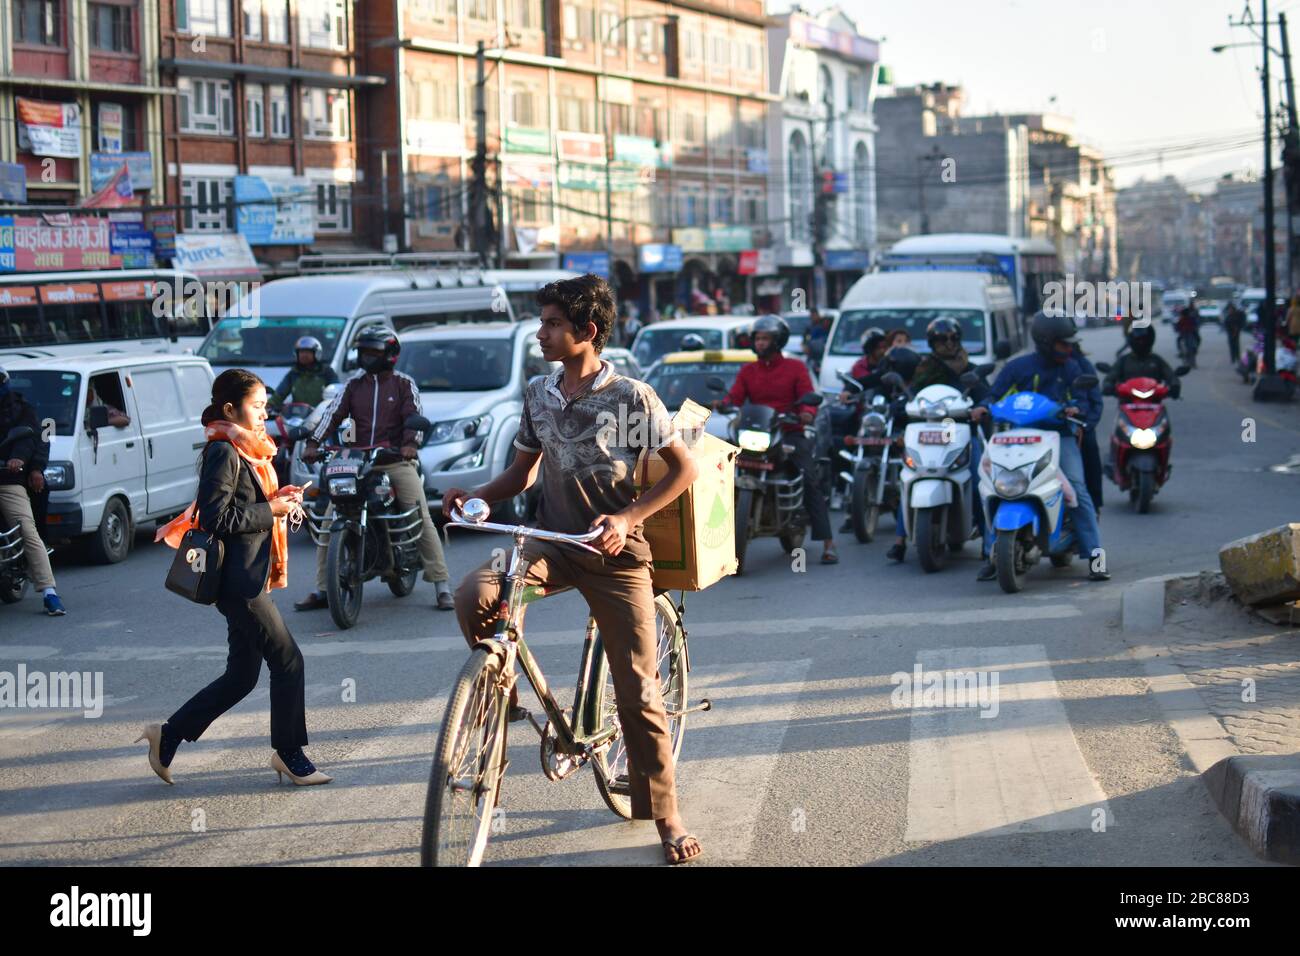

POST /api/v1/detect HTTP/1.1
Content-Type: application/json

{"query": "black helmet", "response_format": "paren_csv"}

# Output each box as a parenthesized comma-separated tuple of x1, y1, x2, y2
(294, 335, 323, 362)
(926, 317, 962, 350)
(355, 327, 401, 370)
(750, 314, 790, 352)
(680, 333, 707, 352)
(1029, 311, 1078, 358)
(881, 345, 922, 383)
(860, 326, 888, 356)
(1126, 323, 1155, 357)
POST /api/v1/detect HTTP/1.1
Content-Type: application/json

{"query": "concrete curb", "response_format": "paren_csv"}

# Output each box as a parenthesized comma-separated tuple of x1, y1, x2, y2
(1119, 572, 1300, 865)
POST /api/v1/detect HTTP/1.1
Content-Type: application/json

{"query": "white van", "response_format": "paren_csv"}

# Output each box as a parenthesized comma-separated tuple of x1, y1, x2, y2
(195, 267, 515, 391)
(820, 271, 1020, 392)
(1, 354, 214, 563)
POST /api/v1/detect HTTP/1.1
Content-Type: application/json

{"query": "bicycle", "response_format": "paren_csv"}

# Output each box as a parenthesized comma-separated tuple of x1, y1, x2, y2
(420, 498, 712, 867)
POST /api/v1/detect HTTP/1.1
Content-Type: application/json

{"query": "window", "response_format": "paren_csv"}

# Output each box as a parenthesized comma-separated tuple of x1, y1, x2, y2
(556, 83, 593, 132)
(13, 0, 60, 45)
(607, 103, 631, 137)
(409, 75, 457, 121)
(412, 173, 455, 221)
(269, 84, 290, 137)
(846, 69, 861, 110)
(740, 186, 766, 226)
(89, 2, 134, 52)
(178, 77, 234, 135)
(265, 0, 288, 42)
(675, 108, 702, 146)
(181, 176, 234, 232)
(635, 18, 660, 58)
(788, 131, 809, 242)
(465, 0, 492, 22)
(301, 87, 350, 140)
(510, 83, 537, 127)
(562, 3, 591, 48)
(243, 0, 261, 38)
(299, 0, 346, 50)
(711, 35, 728, 67)
(509, 0, 541, 31)
(599, 9, 623, 48)
(683, 27, 700, 62)
(712, 186, 732, 225)
(314, 182, 352, 233)
(244, 83, 264, 137)
(177, 0, 231, 36)
(636, 96, 664, 142)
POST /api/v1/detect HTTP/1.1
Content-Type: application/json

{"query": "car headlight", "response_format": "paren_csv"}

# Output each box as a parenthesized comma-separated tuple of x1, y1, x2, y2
(738, 429, 771, 452)
(425, 414, 493, 446)
(328, 476, 358, 497)
(1130, 428, 1157, 450)
(993, 466, 1030, 497)
(43, 461, 75, 490)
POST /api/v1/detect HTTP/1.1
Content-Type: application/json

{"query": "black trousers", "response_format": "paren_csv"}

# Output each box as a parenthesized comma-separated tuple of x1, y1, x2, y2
(788, 430, 833, 541)
(1227, 329, 1241, 365)
(1082, 427, 1104, 510)
(168, 591, 308, 752)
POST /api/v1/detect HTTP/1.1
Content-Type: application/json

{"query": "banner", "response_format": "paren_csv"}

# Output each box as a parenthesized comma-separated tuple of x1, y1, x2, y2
(84, 165, 136, 208)
(0, 219, 14, 272)
(0, 164, 26, 203)
(16, 98, 82, 159)
(6, 215, 122, 272)
(109, 221, 154, 256)
(233, 175, 315, 245)
(173, 233, 261, 279)
(149, 211, 177, 260)
(90, 152, 153, 192)
(98, 103, 124, 153)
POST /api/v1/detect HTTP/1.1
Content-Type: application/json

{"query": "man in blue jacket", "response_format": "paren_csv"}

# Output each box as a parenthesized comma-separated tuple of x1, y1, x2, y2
(974, 313, 1109, 583)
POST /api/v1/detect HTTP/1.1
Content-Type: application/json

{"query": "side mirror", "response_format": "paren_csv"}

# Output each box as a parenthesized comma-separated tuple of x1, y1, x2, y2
(1174, 365, 1191, 377)
(1094, 361, 1112, 373)
(705, 376, 727, 393)
(87, 405, 111, 431)
(975, 362, 996, 376)
(343, 348, 359, 371)
(881, 371, 904, 390)
(1073, 373, 1099, 391)
(404, 415, 433, 445)
(994, 340, 1012, 360)
(958, 371, 981, 389)
(797, 392, 824, 407)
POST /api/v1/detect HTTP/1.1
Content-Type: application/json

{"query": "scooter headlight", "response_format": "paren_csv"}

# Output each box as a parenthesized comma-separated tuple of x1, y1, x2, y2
(862, 412, 887, 436)
(738, 429, 771, 453)
(1130, 428, 1157, 450)
(993, 466, 1030, 497)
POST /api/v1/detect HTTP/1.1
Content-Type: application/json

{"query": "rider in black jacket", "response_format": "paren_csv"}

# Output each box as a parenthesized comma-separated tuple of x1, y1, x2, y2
(1102, 324, 1180, 398)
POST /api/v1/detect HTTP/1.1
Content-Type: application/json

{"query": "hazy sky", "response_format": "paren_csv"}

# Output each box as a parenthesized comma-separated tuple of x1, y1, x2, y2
(776, 0, 1293, 192)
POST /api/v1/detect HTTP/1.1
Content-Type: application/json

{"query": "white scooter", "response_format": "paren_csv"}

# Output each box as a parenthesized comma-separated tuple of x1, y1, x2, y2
(977, 376, 1097, 593)
(898, 374, 984, 572)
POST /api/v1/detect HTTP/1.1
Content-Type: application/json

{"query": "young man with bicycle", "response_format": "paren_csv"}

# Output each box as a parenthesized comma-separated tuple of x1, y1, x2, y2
(442, 275, 703, 865)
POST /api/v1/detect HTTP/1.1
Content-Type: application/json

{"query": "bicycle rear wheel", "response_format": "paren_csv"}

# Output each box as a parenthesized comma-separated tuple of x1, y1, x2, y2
(587, 593, 688, 820)
(421, 646, 510, 867)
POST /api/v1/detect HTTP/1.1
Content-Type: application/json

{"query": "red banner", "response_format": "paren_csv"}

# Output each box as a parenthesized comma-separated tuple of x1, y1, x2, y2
(39, 283, 101, 304)
(11, 216, 123, 271)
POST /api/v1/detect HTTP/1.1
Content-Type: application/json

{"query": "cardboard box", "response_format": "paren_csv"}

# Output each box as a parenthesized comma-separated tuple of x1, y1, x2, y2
(636, 400, 739, 591)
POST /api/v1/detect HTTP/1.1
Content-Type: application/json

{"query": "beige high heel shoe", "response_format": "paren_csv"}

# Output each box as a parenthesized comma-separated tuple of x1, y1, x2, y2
(271, 752, 333, 786)
(135, 723, 174, 785)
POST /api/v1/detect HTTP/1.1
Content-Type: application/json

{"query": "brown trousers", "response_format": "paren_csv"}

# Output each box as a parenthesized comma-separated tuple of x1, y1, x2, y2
(454, 541, 678, 821)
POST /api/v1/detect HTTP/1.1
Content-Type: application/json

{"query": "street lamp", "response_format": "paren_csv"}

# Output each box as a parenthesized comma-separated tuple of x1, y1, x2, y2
(598, 13, 678, 290)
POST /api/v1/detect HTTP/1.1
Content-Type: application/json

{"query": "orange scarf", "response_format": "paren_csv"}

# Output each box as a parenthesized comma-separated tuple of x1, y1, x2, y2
(155, 420, 288, 591)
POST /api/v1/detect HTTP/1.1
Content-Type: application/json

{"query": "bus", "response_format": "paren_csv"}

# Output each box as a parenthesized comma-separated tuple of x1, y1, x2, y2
(0, 269, 211, 359)
(875, 234, 1063, 316)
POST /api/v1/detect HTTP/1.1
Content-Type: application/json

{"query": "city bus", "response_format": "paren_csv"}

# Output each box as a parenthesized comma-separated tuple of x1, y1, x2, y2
(0, 269, 211, 359)
(875, 234, 1064, 316)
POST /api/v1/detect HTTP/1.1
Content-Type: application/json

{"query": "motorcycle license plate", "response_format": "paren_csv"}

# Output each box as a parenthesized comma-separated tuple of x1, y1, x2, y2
(737, 459, 775, 470)
(918, 431, 950, 444)
(847, 436, 890, 446)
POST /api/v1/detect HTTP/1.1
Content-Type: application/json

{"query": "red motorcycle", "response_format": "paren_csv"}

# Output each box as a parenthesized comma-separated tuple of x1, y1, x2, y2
(1102, 372, 1186, 513)
(265, 402, 315, 486)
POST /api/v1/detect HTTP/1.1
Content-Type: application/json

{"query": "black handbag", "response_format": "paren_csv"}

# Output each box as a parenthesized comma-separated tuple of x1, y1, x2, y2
(165, 511, 224, 605)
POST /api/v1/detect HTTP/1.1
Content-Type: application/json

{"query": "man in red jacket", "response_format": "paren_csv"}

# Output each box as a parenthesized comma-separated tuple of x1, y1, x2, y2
(713, 315, 837, 564)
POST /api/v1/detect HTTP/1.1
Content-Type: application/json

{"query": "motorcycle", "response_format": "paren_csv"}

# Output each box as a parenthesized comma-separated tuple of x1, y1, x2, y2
(265, 401, 315, 486)
(711, 382, 824, 574)
(306, 414, 433, 629)
(1175, 325, 1199, 368)
(978, 375, 1099, 593)
(0, 425, 40, 605)
(1094, 363, 1189, 514)
(898, 371, 989, 572)
(837, 371, 906, 543)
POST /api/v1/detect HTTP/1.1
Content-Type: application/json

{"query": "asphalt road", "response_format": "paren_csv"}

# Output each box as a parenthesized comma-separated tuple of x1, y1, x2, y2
(1, 321, 1296, 866)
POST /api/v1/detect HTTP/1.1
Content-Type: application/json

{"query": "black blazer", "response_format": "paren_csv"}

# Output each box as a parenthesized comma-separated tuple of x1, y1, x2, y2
(196, 441, 275, 601)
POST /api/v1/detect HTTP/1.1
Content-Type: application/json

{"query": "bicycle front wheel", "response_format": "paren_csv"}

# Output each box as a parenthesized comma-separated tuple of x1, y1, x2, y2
(421, 646, 510, 867)
(587, 593, 688, 820)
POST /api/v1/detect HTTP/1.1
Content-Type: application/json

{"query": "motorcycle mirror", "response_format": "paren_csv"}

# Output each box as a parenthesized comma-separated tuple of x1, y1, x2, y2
(1094, 361, 1112, 373)
(994, 340, 1012, 360)
(1174, 365, 1191, 376)
(1073, 374, 1099, 391)
(705, 375, 727, 392)
(959, 371, 981, 389)
(881, 371, 904, 390)
(797, 392, 824, 407)
(975, 362, 996, 376)
(343, 348, 359, 372)
(404, 415, 432, 446)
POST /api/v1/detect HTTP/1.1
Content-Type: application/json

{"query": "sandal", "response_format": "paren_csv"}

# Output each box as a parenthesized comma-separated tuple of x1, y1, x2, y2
(821, 549, 839, 565)
(662, 833, 703, 865)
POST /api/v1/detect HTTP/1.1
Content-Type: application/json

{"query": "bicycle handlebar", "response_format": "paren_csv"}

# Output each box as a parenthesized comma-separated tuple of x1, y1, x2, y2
(448, 500, 605, 555)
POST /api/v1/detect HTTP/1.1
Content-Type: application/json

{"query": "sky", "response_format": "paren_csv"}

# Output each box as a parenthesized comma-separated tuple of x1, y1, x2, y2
(773, 0, 1295, 193)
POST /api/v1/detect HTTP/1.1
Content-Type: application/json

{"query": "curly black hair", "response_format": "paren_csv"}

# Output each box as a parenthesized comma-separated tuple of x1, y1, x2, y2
(536, 274, 616, 352)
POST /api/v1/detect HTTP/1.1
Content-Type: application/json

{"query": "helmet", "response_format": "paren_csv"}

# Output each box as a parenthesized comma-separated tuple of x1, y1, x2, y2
(750, 314, 790, 352)
(926, 317, 962, 352)
(354, 327, 401, 371)
(880, 345, 922, 383)
(1126, 323, 1155, 357)
(294, 335, 323, 362)
(679, 333, 707, 352)
(1029, 311, 1079, 358)
(860, 326, 888, 356)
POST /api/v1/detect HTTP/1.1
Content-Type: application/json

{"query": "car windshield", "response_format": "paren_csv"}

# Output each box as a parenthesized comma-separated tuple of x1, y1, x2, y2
(831, 309, 987, 355)
(646, 361, 748, 411)
(398, 339, 514, 391)
(198, 316, 347, 367)
(5, 370, 80, 436)
(632, 327, 725, 367)
(782, 313, 812, 337)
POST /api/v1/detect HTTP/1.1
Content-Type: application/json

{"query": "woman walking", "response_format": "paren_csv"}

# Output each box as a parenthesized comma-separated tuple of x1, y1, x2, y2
(138, 369, 330, 787)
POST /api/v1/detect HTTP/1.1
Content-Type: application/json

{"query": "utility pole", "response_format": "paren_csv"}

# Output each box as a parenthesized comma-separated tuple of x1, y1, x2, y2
(470, 40, 494, 267)
(1280, 12, 1298, 290)
(1264, 1, 1279, 376)
(916, 145, 942, 235)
